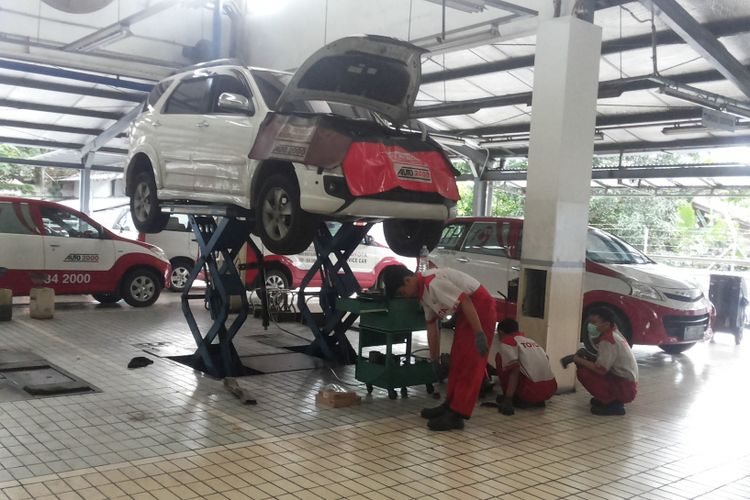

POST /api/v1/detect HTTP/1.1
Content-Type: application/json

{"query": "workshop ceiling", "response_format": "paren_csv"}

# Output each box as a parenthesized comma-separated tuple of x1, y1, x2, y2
(0, 0, 748, 192)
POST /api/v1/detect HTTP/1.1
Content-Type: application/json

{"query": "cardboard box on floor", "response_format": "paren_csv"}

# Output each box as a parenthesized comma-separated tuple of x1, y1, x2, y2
(316, 388, 361, 408)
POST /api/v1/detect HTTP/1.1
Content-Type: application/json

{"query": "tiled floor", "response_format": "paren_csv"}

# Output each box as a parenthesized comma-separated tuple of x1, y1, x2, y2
(1, 294, 749, 499)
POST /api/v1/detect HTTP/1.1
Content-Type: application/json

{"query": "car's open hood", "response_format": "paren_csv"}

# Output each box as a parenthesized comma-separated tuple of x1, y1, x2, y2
(276, 35, 426, 125)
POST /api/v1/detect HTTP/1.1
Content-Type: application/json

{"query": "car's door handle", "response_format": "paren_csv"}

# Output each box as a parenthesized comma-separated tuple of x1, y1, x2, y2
(456, 257, 469, 263)
(196, 121, 210, 128)
(511, 266, 520, 271)
(48, 244, 60, 248)
(152, 120, 162, 128)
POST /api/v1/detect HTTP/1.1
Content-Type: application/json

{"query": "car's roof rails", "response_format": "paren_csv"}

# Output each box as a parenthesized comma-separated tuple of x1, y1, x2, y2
(171, 58, 244, 75)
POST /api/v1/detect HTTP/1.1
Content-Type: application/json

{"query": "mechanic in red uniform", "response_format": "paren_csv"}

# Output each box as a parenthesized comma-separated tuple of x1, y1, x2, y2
(494, 318, 557, 416)
(561, 307, 638, 416)
(383, 265, 496, 431)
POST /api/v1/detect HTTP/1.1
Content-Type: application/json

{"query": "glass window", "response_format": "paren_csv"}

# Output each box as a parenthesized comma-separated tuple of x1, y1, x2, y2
(462, 222, 507, 257)
(586, 229, 651, 265)
(437, 223, 467, 250)
(0, 202, 38, 235)
(163, 78, 212, 114)
(40, 207, 101, 239)
(145, 81, 171, 110)
(210, 74, 251, 114)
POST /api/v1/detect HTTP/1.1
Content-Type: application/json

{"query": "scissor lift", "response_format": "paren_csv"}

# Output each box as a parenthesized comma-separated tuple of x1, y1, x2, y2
(163, 203, 370, 377)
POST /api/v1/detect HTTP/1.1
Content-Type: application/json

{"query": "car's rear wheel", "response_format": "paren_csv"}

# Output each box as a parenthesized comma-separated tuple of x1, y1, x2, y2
(383, 219, 443, 257)
(131, 170, 168, 233)
(659, 343, 696, 354)
(92, 292, 121, 304)
(169, 258, 193, 292)
(265, 267, 291, 289)
(121, 268, 161, 307)
(581, 305, 631, 352)
(256, 174, 317, 255)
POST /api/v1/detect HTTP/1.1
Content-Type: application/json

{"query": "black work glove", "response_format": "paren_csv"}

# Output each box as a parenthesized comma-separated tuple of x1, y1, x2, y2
(560, 354, 576, 369)
(474, 330, 489, 357)
(499, 395, 515, 416)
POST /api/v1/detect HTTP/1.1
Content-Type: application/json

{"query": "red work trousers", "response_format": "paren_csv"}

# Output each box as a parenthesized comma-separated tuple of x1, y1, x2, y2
(497, 361, 557, 405)
(577, 366, 637, 405)
(445, 286, 496, 418)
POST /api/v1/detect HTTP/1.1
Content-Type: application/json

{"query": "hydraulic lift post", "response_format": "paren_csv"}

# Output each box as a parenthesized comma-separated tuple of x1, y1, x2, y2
(297, 221, 373, 364)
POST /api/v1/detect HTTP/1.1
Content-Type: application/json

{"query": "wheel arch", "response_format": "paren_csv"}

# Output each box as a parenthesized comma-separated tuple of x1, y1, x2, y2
(250, 160, 296, 203)
(264, 261, 293, 288)
(126, 152, 157, 196)
(121, 264, 166, 289)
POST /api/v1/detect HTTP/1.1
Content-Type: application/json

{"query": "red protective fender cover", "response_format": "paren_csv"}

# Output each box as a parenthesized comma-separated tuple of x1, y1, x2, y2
(342, 143, 459, 201)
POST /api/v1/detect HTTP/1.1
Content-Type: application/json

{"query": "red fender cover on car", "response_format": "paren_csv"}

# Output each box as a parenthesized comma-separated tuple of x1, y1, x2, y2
(342, 143, 460, 201)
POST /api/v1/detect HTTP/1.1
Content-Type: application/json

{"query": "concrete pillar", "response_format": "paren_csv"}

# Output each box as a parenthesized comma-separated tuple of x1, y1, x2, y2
(517, 16, 602, 391)
(472, 180, 490, 216)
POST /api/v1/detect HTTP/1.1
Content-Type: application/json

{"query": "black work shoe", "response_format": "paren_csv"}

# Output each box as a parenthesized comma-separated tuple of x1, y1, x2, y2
(560, 354, 575, 368)
(590, 397, 604, 407)
(427, 410, 465, 431)
(591, 402, 626, 416)
(420, 404, 448, 419)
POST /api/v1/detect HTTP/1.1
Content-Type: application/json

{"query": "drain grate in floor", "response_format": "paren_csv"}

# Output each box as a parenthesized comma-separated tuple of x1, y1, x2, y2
(0, 351, 98, 402)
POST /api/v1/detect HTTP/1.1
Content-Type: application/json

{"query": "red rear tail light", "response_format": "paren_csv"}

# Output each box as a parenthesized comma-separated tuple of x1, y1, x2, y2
(138, 233, 146, 242)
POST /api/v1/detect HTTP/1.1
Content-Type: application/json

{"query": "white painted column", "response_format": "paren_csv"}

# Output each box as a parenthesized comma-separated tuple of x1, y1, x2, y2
(517, 16, 602, 391)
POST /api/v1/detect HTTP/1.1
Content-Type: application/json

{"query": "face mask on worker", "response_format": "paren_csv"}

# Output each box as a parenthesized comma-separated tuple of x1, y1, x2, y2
(587, 322, 601, 340)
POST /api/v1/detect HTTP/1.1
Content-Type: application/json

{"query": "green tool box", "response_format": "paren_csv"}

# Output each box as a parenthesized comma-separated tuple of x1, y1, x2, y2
(338, 296, 437, 399)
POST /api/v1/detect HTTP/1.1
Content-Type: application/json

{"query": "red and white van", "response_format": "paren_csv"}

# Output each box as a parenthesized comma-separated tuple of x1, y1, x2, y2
(0, 197, 170, 307)
(245, 222, 415, 290)
(427, 217, 714, 353)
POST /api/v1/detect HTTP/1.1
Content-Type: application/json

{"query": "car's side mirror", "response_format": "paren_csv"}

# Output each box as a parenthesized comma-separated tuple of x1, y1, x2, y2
(217, 92, 254, 115)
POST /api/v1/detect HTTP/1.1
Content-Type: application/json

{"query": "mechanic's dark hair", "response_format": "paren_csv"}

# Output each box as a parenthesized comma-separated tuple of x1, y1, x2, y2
(382, 265, 415, 298)
(587, 307, 616, 325)
(497, 318, 519, 335)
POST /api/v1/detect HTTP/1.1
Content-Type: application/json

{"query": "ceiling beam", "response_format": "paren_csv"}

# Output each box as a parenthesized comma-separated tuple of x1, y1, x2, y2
(81, 105, 142, 156)
(0, 136, 127, 155)
(480, 163, 750, 181)
(0, 98, 124, 120)
(421, 16, 750, 84)
(487, 134, 750, 156)
(0, 58, 153, 92)
(0, 119, 106, 136)
(643, 0, 750, 100)
(0, 75, 145, 102)
(0, 156, 121, 173)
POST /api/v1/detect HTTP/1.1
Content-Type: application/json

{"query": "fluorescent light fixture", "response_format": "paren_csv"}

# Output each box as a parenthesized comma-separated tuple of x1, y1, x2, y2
(420, 26, 500, 55)
(425, 0, 487, 13)
(65, 25, 132, 52)
(661, 85, 750, 120)
(661, 125, 708, 136)
(480, 132, 604, 147)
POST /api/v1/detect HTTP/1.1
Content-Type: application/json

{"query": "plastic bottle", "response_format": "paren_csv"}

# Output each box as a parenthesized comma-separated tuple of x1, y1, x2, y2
(417, 245, 429, 273)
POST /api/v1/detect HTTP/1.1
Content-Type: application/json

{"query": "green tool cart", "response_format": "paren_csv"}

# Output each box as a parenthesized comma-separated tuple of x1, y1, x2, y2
(338, 295, 437, 399)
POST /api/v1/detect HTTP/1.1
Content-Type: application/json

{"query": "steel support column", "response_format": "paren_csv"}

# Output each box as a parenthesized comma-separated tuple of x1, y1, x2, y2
(80, 154, 93, 214)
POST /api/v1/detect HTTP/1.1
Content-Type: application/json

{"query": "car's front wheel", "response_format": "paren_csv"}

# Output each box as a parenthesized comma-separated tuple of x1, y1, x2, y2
(131, 170, 168, 233)
(256, 174, 317, 255)
(169, 258, 194, 293)
(121, 268, 161, 307)
(383, 219, 444, 257)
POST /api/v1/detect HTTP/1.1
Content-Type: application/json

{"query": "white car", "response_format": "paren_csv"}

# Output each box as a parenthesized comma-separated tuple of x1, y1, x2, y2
(113, 209, 199, 292)
(125, 35, 459, 257)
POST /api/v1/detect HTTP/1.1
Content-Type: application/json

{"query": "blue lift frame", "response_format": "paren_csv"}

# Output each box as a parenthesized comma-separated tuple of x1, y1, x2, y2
(297, 221, 374, 365)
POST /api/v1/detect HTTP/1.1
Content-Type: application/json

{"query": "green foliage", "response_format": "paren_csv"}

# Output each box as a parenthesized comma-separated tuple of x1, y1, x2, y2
(456, 182, 474, 216)
(0, 145, 41, 194)
(491, 189, 524, 217)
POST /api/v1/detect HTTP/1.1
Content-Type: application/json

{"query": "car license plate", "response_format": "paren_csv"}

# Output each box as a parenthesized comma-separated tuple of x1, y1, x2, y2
(684, 324, 704, 341)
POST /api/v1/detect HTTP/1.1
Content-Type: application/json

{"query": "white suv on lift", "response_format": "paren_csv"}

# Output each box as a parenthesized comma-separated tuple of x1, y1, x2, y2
(125, 35, 459, 257)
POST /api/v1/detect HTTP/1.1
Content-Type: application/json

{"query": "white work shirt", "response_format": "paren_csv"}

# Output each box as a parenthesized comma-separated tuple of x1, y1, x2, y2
(595, 329, 639, 382)
(499, 333, 556, 383)
(419, 268, 480, 324)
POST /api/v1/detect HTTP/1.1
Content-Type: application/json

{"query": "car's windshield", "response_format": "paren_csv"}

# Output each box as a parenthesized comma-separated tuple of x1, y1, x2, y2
(250, 69, 375, 120)
(586, 229, 652, 265)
